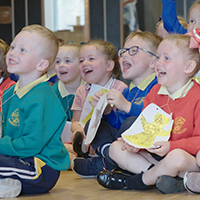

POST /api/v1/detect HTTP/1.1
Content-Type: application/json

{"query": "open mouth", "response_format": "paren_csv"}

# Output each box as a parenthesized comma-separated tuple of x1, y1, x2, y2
(84, 69, 93, 74)
(122, 61, 131, 72)
(157, 69, 166, 77)
(60, 72, 68, 75)
(8, 58, 18, 65)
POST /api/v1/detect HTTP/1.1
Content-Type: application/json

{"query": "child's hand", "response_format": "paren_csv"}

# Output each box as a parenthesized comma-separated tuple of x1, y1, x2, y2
(89, 90, 104, 107)
(118, 137, 140, 153)
(147, 141, 170, 157)
(106, 89, 131, 113)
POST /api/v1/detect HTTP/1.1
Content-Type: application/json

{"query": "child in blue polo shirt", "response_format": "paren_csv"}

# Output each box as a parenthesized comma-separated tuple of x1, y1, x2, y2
(72, 31, 162, 177)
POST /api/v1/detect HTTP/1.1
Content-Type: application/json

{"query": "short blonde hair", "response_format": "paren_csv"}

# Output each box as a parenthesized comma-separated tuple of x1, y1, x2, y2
(164, 34, 200, 76)
(22, 24, 59, 67)
(81, 40, 120, 79)
(0, 39, 10, 79)
(60, 43, 81, 57)
(125, 31, 162, 54)
(188, 1, 200, 19)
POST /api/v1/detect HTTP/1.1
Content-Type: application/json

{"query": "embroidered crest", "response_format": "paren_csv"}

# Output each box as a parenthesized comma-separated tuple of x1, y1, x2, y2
(8, 109, 20, 127)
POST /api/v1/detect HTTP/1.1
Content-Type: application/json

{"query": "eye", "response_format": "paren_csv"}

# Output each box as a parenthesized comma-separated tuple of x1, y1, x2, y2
(155, 55, 160, 60)
(10, 45, 15, 50)
(21, 48, 25, 53)
(189, 19, 195, 24)
(55, 60, 60, 64)
(65, 59, 71, 63)
(164, 56, 170, 61)
(79, 59, 84, 63)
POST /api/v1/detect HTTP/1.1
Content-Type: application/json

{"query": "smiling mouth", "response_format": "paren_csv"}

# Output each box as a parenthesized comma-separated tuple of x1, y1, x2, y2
(60, 71, 68, 75)
(157, 70, 166, 76)
(84, 69, 93, 74)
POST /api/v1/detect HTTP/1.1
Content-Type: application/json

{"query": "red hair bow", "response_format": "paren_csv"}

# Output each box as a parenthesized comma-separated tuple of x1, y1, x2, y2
(186, 28, 200, 54)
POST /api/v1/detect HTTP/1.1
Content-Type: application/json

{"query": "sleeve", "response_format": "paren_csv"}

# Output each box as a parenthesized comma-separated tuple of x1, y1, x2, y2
(71, 85, 86, 111)
(162, 0, 187, 34)
(169, 99, 200, 155)
(0, 91, 67, 158)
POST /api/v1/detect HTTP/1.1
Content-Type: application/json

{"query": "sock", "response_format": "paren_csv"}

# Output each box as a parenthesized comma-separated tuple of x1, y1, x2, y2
(81, 139, 87, 153)
(126, 172, 151, 190)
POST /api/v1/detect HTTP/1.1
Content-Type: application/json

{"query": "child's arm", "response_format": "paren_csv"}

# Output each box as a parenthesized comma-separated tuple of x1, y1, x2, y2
(71, 110, 85, 140)
(162, 0, 187, 34)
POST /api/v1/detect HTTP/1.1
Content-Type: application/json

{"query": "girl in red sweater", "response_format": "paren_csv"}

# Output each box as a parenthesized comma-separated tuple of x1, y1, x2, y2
(96, 31, 200, 194)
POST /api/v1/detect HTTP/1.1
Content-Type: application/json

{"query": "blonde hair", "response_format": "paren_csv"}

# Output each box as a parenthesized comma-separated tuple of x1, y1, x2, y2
(0, 39, 10, 79)
(81, 40, 120, 78)
(188, 1, 200, 19)
(125, 31, 162, 54)
(164, 34, 200, 76)
(22, 24, 59, 67)
(60, 43, 81, 57)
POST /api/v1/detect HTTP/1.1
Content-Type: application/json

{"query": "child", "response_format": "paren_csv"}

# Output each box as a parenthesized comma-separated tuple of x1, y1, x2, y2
(71, 40, 127, 157)
(162, 0, 200, 34)
(72, 32, 162, 177)
(52, 43, 85, 162)
(155, 16, 188, 38)
(97, 33, 200, 194)
(0, 24, 70, 198)
(0, 39, 15, 111)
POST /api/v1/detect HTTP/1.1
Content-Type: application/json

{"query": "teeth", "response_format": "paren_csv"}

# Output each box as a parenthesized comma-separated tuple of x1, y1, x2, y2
(84, 69, 92, 73)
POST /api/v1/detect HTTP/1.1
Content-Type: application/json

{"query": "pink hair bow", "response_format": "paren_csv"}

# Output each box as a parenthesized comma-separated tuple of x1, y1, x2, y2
(186, 28, 200, 54)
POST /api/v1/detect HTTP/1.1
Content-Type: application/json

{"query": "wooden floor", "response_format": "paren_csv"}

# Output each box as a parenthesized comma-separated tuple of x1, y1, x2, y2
(14, 170, 200, 200)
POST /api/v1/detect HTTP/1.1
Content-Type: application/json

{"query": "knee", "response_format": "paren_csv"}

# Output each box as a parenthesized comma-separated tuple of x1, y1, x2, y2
(166, 149, 189, 169)
(109, 141, 122, 161)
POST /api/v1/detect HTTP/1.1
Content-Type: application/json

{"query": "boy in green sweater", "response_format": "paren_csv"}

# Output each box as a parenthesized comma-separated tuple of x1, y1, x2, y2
(0, 24, 70, 198)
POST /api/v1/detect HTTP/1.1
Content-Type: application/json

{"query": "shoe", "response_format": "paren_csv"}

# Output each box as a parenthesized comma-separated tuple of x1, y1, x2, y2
(97, 170, 131, 189)
(71, 157, 109, 178)
(73, 131, 89, 158)
(184, 171, 200, 194)
(156, 175, 185, 194)
(0, 178, 21, 198)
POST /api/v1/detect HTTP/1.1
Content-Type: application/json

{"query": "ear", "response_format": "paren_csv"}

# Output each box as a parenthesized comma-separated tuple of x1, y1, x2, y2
(149, 57, 157, 69)
(184, 60, 197, 74)
(36, 60, 49, 72)
(107, 60, 115, 72)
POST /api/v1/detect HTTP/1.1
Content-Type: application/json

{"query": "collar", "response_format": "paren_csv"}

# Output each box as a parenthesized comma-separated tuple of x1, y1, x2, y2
(129, 73, 156, 92)
(85, 77, 115, 91)
(158, 79, 194, 100)
(59, 79, 85, 98)
(14, 74, 50, 99)
(49, 72, 57, 78)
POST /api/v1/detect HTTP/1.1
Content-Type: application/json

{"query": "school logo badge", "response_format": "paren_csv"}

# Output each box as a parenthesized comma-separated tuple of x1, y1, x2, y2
(173, 117, 187, 134)
(9, 109, 20, 127)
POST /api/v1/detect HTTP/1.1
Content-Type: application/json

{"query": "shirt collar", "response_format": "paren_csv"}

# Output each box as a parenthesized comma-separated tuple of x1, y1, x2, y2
(59, 79, 85, 98)
(158, 79, 194, 100)
(14, 74, 50, 99)
(129, 73, 156, 92)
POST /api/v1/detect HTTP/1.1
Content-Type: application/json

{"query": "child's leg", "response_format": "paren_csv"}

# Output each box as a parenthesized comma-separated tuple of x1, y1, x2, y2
(64, 143, 77, 169)
(183, 150, 200, 194)
(0, 155, 59, 194)
(99, 148, 198, 193)
(109, 140, 156, 173)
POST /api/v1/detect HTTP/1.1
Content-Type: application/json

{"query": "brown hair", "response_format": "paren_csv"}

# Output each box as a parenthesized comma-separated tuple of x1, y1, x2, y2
(0, 39, 10, 79)
(80, 40, 120, 78)
(164, 34, 200, 76)
(125, 31, 162, 54)
(22, 24, 59, 67)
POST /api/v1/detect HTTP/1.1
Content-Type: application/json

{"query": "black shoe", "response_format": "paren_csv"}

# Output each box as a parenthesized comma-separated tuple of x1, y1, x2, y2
(73, 131, 89, 158)
(156, 175, 185, 194)
(97, 170, 131, 189)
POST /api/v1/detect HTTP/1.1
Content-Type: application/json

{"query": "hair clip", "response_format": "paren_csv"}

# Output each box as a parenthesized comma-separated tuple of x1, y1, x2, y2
(155, 16, 162, 29)
(66, 41, 74, 44)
